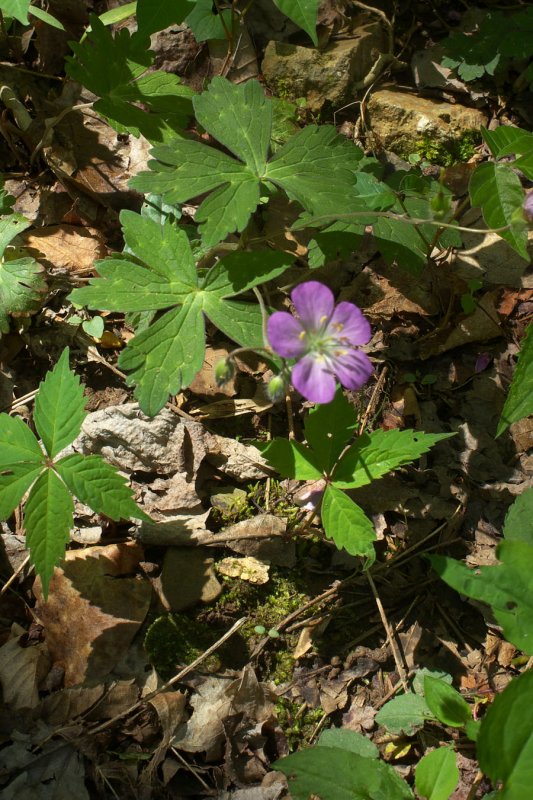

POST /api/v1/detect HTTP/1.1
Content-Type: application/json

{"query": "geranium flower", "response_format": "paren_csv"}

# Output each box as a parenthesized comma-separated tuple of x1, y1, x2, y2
(267, 281, 373, 403)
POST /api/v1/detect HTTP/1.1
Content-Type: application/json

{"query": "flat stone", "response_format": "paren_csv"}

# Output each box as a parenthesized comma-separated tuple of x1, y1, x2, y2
(159, 547, 222, 612)
(366, 88, 488, 157)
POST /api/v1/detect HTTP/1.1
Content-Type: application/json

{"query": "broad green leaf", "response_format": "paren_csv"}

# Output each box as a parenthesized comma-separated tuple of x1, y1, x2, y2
(332, 429, 452, 488)
(375, 692, 437, 736)
(0, 180, 15, 215)
(66, 16, 193, 141)
(423, 676, 471, 727)
(0, 414, 44, 467)
(273, 747, 414, 800)
(28, 5, 65, 30)
(317, 729, 379, 759)
(25, 468, 74, 598)
(255, 439, 323, 481)
(185, 0, 232, 41)
(429, 547, 533, 654)
(497, 322, 533, 436)
(0, 214, 46, 333)
(0, 0, 30, 25)
(272, 0, 319, 46)
(136, 0, 193, 37)
(481, 126, 533, 159)
(321, 485, 376, 561)
(33, 348, 86, 459)
(56, 454, 150, 522)
(503, 487, 533, 544)
(469, 162, 529, 259)
(118, 297, 205, 417)
(477, 668, 533, 800)
(70, 212, 293, 415)
(412, 668, 453, 695)
(415, 747, 459, 800)
(130, 77, 365, 246)
(0, 464, 43, 519)
(97, 2, 137, 27)
(304, 389, 357, 472)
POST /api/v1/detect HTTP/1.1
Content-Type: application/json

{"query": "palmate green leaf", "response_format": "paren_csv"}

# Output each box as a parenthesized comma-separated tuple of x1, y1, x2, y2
(429, 542, 533, 654)
(477, 668, 533, 800)
(375, 692, 437, 736)
(56, 454, 150, 522)
(0, 464, 43, 519)
(415, 747, 459, 800)
(34, 348, 86, 459)
(497, 322, 533, 436)
(272, 0, 319, 46)
(70, 212, 293, 416)
(0, 413, 43, 467)
(0, 0, 30, 25)
(66, 16, 193, 141)
(469, 162, 529, 259)
(273, 746, 414, 800)
(332, 429, 452, 489)
(136, 0, 193, 37)
(25, 468, 74, 599)
(130, 77, 364, 246)
(255, 439, 323, 481)
(321, 485, 376, 561)
(423, 676, 471, 727)
(304, 390, 357, 473)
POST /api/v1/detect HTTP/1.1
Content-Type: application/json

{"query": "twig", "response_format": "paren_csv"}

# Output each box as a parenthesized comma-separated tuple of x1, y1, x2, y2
(0, 554, 31, 595)
(367, 571, 409, 691)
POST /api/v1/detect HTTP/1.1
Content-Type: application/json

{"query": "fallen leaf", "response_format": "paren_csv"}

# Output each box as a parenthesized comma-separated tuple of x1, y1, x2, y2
(0, 623, 50, 709)
(157, 547, 222, 611)
(20, 224, 108, 275)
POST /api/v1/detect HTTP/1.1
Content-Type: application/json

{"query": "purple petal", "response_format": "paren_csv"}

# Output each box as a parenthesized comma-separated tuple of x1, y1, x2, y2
(331, 350, 373, 391)
(327, 302, 371, 346)
(291, 355, 336, 403)
(291, 282, 334, 331)
(268, 312, 307, 358)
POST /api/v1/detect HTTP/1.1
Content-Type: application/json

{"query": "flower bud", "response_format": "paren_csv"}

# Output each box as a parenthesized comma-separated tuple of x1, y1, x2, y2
(267, 374, 287, 401)
(523, 192, 533, 225)
(214, 358, 235, 387)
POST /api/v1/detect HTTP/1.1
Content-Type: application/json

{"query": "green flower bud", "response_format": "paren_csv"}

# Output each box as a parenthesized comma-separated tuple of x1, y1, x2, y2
(214, 358, 235, 387)
(267, 374, 287, 401)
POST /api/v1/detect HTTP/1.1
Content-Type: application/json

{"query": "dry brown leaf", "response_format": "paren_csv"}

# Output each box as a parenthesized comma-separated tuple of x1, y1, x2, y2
(0, 623, 50, 709)
(20, 224, 107, 274)
(217, 556, 270, 585)
(189, 345, 238, 398)
(34, 542, 151, 686)
(419, 291, 502, 359)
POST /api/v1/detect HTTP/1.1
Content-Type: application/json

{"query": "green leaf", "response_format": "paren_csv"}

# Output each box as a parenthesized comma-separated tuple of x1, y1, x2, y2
(497, 322, 533, 436)
(0, 464, 43, 519)
(56, 454, 150, 522)
(69, 211, 293, 416)
(317, 729, 379, 759)
(503, 487, 533, 544)
(28, 5, 65, 30)
(375, 692, 437, 736)
(0, 214, 46, 333)
(469, 162, 529, 259)
(272, 0, 319, 46)
(25, 468, 74, 599)
(130, 77, 364, 246)
(429, 547, 533, 655)
(415, 747, 459, 800)
(136, 0, 193, 37)
(33, 348, 86, 459)
(97, 2, 137, 27)
(321, 485, 376, 561)
(0, 414, 44, 467)
(477, 668, 533, 800)
(304, 389, 357, 472)
(0, 0, 30, 25)
(332, 429, 452, 489)
(66, 16, 193, 141)
(273, 747, 414, 800)
(481, 126, 533, 159)
(185, 0, 232, 42)
(255, 438, 323, 481)
(423, 676, 471, 727)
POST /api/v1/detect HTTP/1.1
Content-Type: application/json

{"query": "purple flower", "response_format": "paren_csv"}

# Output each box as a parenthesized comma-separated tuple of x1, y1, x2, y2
(267, 281, 373, 404)
(524, 192, 533, 224)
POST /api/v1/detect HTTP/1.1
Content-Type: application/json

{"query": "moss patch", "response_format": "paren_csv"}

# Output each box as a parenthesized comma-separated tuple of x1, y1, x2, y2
(144, 614, 221, 679)
(415, 129, 480, 166)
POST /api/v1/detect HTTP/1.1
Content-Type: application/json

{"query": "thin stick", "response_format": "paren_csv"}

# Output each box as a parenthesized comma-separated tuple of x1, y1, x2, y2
(367, 571, 409, 691)
(0, 554, 31, 595)
(80, 617, 246, 739)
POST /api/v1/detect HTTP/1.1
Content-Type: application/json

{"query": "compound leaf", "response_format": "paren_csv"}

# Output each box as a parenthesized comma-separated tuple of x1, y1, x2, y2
(497, 322, 533, 435)
(136, 0, 193, 37)
(0, 464, 43, 519)
(33, 348, 86, 459)
(272, 0, 319, 46)
(256, 438, 323, 481)
(469, 162, 528, 259)
(321, 485, 376, 561)
(333, 429, 452, 489)
(56, 454, 150, 522)
(423, 676, 471, 727)
(0, 414, 43, 467)
(477, 668, 533, 800)
(0, 0, 30, 25)
(375, 693, 437, 736)
(25, 468, 74, 599)
(415, 747, 459, 800)
(273, 746, 414, 800)
(304, 389, 357, 472)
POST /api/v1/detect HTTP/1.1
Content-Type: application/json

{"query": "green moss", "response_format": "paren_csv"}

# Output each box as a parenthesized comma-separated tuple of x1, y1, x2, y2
(144, 614, 221, 678)
(276, 699, 325, 751)
(415, 129, 481, 166)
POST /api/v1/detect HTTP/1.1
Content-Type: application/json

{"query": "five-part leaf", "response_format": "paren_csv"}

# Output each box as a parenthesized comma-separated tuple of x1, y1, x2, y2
(321, 484, 376, 561)
(33, 348, 86, 459)
(69, 211, 293, 416)
(130, 77, 364, 246)
(0, 214, 47, 333)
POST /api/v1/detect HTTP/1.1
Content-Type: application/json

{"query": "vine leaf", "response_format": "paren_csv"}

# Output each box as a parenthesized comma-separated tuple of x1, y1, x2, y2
(272, 0, 319, 46)
(469, 162, 529, 259)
